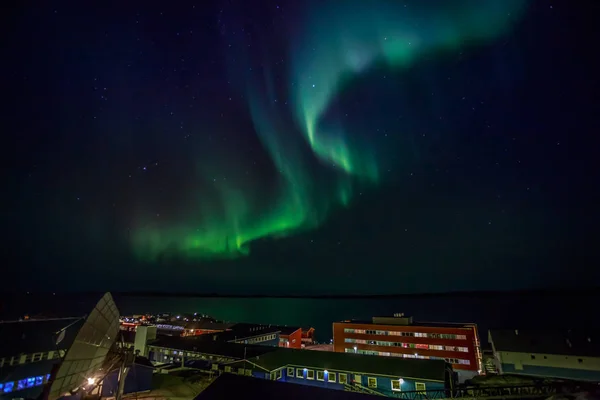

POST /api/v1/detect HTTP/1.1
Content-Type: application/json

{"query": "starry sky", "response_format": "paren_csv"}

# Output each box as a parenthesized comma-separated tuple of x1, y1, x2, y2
(4, 0, 599, 295)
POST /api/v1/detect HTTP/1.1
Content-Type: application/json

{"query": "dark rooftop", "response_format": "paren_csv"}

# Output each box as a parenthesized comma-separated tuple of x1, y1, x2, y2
(0, 318, 84, 358)
(186, 321, 236, 331)
(229, 347, 448, 382)
(489, 329, 600, 357)
(194, 373, 379, 400)
(336, 318, 476, 330)
(149, 335, 277, 359)
(270, 325, 302, 336)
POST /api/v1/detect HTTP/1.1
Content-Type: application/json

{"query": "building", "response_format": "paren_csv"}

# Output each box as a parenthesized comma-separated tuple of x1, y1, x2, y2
(181, 321, 236, 337)
(153, 321, 234, 337)
(302, 327, 315, 345)
(203, 324, 280, 346)
(276, 326, 303, 349)
(0, 317, 84, 399)
(224, 347, 454, 396)
(195, 372, 379, 400)
(489, 329, 600, 382)
(143, 335, 277, 366)
(333, 314, 482, 382)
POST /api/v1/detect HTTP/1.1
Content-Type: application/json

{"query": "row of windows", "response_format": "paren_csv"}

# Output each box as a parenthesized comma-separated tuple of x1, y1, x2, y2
(344, 328, 467, 340)
(0, 350, 65, 368)
(240, 334, 277, 345)
(150, 347, 233, 363)
(287, 367, 426, 392)
(1, 374, 51, 394)
(530, 354, 585, 363)
(224, 366, 253, 376)
(344, 348, 471, 365)
(344, 338, 468, 353)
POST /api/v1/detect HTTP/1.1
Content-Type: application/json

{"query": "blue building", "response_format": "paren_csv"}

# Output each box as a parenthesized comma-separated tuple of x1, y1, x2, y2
(0, 318, 84, 399)
(489, 329, 600, 382)
(223, 347, 454, 396)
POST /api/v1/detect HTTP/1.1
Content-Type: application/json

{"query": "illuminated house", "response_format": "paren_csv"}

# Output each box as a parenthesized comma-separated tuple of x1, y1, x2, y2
(333, 314, 483, 382)
(489, 329, 600, 382)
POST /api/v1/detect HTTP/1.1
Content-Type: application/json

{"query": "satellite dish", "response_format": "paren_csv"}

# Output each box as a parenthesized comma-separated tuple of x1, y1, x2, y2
(47, 293, 120, 400)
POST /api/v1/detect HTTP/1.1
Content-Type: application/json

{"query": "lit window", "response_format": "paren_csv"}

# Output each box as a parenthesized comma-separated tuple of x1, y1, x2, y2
(328, 372, 336, 382)
(224, 366, 232, 373)
(296, 368, 304, 378)
(339, 373, 347, 384)
(277, 369, 282, 380)
(391, 380, 401, 391)
(4, 381, 14, 393)
(287, 367, 294, 377)
(415, 382, 426, 392)
(317, 371, 324, 381)
(355, 374, 362, 384)
(245, 369, 252, 376)
(307, 370, 315, 380)
(17, 380, 27, 390)
(368, 377, 377, 388)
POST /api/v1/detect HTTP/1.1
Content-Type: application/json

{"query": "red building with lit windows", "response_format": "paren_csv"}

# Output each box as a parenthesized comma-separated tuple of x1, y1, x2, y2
(333, 314, 482, 382)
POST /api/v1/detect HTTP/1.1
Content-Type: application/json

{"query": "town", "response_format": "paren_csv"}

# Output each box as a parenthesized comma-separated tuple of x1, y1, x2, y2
(1, 293, 598, 400)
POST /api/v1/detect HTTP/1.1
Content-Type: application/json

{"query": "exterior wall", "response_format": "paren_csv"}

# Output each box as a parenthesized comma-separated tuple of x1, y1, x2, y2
(333, 322, 481, 373)
(280, 329, 303, 349)
(147, 346, 236, 365)
(496, 351, 600, 381)
(134, 326, 156, 357)
(100, 365, 153, 397)
(269, 366, 444, 395)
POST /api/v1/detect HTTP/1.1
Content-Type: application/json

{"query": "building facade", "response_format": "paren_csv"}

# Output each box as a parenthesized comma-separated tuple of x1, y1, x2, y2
(333, 314, 482, 382)
(277, 327, 303, 349)
(489, 329, 600, 382)
(224, 347, 453, 396)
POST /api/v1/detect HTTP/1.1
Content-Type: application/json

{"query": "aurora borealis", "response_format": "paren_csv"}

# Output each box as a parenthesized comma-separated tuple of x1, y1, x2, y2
(6, 0, 598, 293)
(132, 0, 527, 261)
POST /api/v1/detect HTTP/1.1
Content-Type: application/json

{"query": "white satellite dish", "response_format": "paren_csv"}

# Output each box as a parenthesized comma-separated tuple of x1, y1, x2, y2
(47, 292, 120, 400)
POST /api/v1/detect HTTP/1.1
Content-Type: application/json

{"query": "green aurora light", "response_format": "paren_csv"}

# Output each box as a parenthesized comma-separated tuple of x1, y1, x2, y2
(131, 0, 526, 261)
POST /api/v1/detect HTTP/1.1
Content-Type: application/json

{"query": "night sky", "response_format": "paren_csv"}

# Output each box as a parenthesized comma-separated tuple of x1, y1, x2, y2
(4, 1, 599, 295)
